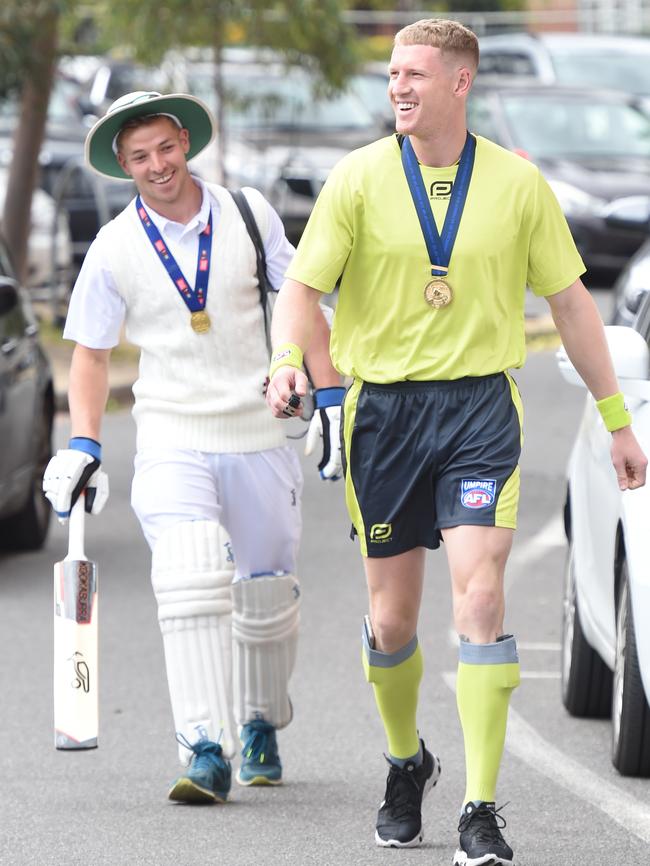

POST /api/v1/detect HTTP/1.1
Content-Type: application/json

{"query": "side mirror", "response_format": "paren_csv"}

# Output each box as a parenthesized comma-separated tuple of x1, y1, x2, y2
(602, 196, 650, 234)
(557, 325, 650, 398)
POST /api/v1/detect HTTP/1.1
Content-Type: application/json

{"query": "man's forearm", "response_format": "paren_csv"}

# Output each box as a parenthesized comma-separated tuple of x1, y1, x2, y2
(68, 344, 111, 440)
(548, 280, 620, 401)
(271, 278, 323, 354)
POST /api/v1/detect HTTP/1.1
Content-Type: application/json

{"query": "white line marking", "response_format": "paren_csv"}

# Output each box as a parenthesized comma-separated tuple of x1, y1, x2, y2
(442, 673, 650, 843)
(506, 513, 565, 593)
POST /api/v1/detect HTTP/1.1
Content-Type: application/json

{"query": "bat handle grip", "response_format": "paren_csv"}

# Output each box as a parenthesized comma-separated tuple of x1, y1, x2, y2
(65, 493, 87, 562)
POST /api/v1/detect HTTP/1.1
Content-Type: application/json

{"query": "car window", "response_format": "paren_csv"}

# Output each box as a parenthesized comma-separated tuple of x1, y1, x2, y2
(479, 52, 537, 76)
(500, 95, 650, 158)
(549, 47, 650, 96)
(467, 94, 502, 143)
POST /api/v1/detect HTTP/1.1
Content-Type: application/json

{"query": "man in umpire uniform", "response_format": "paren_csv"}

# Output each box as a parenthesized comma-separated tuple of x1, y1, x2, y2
(266, 18, 647, 866)
(43, 91, 344, 803)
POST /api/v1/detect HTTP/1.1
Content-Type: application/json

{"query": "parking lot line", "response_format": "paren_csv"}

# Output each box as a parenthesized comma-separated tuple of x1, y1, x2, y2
(443, 672, 650, 843)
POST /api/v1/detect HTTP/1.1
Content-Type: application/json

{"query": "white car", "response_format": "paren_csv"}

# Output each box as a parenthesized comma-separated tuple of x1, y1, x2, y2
(557, 304, 650, 776)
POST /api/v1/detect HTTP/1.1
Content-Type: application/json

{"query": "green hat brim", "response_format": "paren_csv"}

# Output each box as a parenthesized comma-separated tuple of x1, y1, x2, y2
(85, 93, 216, 180)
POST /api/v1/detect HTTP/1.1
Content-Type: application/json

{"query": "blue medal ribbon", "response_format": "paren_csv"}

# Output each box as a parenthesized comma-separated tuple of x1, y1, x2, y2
(401, 132, 476, 278)
(135, 195, 212, 314)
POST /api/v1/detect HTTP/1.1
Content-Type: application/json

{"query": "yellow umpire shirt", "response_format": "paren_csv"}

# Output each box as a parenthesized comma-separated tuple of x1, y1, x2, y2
(286, 134, 586, 383)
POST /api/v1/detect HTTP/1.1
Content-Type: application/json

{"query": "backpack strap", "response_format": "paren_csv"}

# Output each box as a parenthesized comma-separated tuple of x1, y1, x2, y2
(229, 188, 271, 350)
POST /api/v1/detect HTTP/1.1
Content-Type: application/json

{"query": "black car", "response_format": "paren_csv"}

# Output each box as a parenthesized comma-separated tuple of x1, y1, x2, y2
(467, 79, 650, 282)
(51, 158, 135, 285)
(0, 235, 54, 551)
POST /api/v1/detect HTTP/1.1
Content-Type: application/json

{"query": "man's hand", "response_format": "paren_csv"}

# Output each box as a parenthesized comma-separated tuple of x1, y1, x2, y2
(305, 387, 346, 481)
(611, 426, 648, 490)
(43, 437, 109, 522)
(266, 366, 310, 419)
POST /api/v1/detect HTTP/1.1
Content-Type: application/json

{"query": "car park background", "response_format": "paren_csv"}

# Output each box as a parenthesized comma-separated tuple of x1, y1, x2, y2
(2, 6, 650, 861)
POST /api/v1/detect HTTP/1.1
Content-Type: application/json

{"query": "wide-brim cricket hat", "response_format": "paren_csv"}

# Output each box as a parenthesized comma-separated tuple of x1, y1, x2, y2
(85, 91, 216, 180)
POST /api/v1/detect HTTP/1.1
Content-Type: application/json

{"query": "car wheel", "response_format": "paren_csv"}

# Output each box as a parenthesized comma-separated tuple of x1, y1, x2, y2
(611, 556, 650, 776)
(0, 398, 53, 551)
(561, 544, 612, 717)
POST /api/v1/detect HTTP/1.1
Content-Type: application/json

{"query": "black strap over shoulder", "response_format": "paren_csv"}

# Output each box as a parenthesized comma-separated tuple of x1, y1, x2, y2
(229, 188, 271, 348)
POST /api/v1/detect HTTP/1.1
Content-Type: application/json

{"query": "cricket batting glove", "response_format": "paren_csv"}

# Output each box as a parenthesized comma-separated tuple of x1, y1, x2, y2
(305, 387, 345, 481)
(43, 436, 109, 521)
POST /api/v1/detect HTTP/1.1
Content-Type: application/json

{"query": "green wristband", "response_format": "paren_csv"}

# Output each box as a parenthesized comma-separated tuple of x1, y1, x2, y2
(596, 392, 632, 432)
(269, 342, 304, 379)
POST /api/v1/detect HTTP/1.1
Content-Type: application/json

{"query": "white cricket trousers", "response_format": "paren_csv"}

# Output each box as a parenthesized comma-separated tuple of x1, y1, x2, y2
(131, 445, 303, 578)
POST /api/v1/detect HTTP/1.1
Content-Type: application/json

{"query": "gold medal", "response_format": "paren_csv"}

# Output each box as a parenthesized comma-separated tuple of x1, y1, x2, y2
(424, 278, 453, 309)
(190, 310, 211, 333)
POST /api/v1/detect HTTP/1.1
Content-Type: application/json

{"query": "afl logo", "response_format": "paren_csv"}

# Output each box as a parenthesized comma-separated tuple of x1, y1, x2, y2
(461, 479, 496, 509)
(370, 523, 392, 542)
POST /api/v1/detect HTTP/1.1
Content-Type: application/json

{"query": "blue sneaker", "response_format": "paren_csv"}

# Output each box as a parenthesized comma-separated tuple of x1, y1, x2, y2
(236, 720, 282, 786)
(168, 737, 232, 804)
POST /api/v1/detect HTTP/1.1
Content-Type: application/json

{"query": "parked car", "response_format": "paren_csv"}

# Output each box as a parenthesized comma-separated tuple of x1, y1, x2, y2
(467, 79, 650, 281)
(607, 196, 650, 326)
(173, 51, 387, 243)
(0, 168, 73, 292)
(50, 158, 135, 284)
(557, 304, 650, 776)
(73, 59, 170, 118)
(478, 32, 650, 113)
(0, 234, 54, 551)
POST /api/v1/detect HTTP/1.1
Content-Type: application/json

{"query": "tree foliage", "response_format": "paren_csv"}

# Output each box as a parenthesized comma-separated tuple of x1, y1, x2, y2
(87, 0, 360, 89)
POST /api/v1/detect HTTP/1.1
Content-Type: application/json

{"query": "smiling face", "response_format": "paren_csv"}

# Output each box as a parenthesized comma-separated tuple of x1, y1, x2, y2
(116, 116, 195, 214)
(388, 43, 471, 142)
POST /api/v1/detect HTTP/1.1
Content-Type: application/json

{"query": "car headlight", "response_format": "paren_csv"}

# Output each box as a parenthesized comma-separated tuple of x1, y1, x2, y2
(547, 179, 606, 218)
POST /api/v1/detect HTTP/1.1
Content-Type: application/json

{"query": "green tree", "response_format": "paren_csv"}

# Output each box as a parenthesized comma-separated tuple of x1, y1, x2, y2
(0, 1, 59, 283)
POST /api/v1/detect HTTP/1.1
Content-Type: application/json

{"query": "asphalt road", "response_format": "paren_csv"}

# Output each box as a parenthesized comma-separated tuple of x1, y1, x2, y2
(1, 333, 648, 865)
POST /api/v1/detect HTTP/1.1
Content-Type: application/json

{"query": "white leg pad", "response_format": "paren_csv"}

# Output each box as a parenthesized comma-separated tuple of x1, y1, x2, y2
(151, 520, 237, 762)
(232, 573, 300, 729)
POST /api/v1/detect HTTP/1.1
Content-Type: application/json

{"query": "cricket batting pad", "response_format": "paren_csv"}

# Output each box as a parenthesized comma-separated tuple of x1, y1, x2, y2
(231, 572, 300, 729)
(151, 520, 237, 762)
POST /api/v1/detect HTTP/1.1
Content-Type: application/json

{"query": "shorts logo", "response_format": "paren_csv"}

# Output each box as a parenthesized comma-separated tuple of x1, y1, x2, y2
(461, 479, 496, 509)
(370, 523, 392, 542)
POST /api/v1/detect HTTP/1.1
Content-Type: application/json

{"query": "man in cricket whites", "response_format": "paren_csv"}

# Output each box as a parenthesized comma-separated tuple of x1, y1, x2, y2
(43, 90, 344, 803)
(266, 18, 647, 866)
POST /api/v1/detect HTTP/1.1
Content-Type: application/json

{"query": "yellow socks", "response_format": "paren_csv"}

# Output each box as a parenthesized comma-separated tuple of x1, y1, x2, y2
(362, 622, 423, 761)
(456, 634, 520, 804)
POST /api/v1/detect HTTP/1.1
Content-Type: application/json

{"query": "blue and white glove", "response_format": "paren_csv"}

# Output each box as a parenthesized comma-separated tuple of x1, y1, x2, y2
(305, 387, 345, 481)
(43, 437, 109, 522)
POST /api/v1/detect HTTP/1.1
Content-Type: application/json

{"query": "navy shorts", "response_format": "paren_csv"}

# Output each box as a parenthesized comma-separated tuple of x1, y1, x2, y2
(341, 373, 523, 558)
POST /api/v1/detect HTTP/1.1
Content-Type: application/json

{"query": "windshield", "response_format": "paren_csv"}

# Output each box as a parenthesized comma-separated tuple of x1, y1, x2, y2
(501, 94, 650, 158)
(550, 46, 650, 95)
(188, 66, 377, 131)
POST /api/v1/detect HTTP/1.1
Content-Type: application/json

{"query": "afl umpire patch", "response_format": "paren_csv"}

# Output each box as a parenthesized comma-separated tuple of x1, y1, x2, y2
(460, 479, 496, 509)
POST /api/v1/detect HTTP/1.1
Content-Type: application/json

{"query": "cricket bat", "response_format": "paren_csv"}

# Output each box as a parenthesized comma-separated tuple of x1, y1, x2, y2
(53, 492, 98, 749)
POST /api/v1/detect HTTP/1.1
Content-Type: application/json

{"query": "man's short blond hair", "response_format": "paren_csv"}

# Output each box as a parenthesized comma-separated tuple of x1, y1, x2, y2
(394, 19, 479, 71)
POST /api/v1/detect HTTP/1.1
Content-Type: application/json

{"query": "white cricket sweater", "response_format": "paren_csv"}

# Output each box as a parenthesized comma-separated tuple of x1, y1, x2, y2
(101, 184, 287, 453)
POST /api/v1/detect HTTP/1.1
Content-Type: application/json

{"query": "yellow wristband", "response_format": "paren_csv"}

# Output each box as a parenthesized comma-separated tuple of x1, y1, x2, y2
(596, 392, 632, 432)
(269, 342, 303, 379)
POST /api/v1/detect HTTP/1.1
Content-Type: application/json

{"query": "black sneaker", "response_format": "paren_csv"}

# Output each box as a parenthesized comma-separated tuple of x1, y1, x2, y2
(453, 801, 514, 866)
(375, 741, 441, 848)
